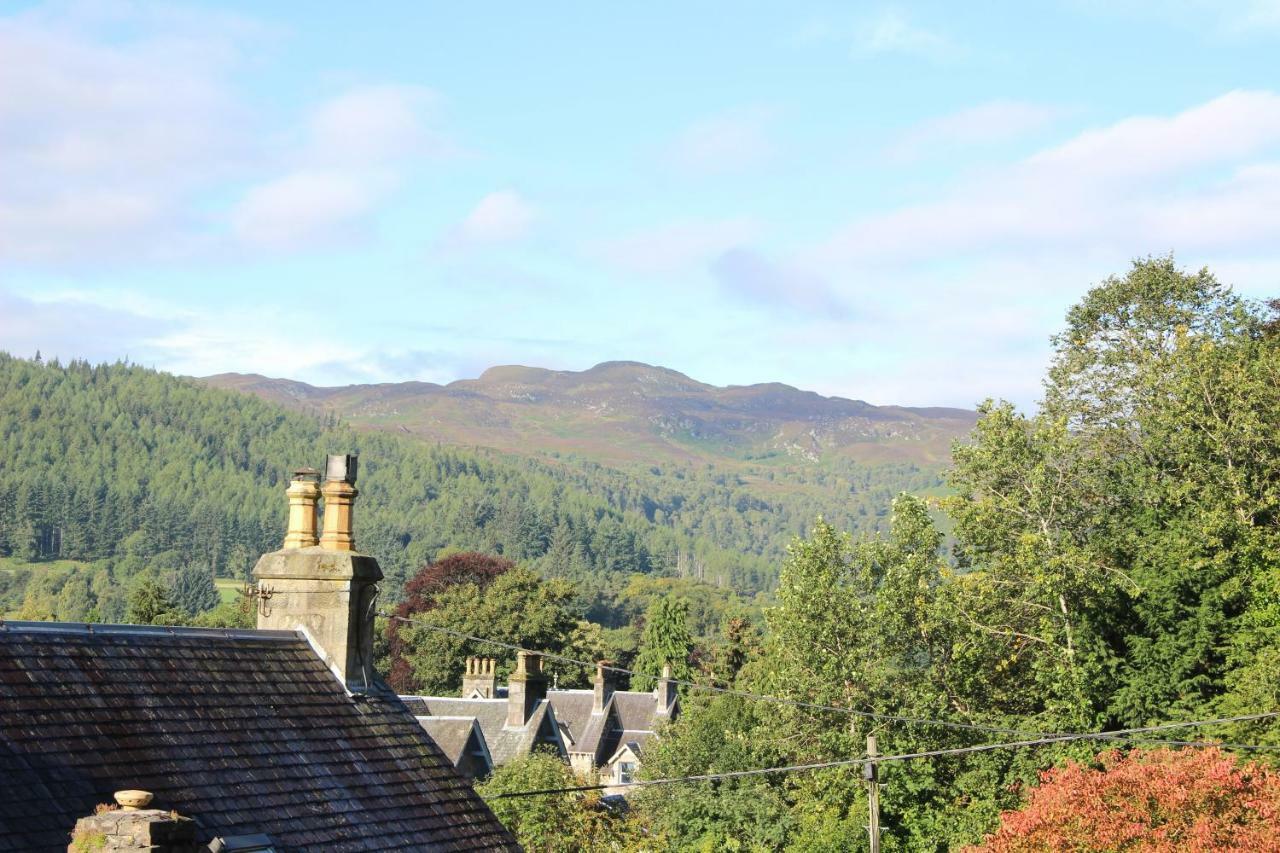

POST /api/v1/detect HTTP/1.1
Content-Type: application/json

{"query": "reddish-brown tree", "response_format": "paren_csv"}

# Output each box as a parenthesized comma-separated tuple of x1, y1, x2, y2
(385, 552, 515, 692)
(968, 747, 1280, 852)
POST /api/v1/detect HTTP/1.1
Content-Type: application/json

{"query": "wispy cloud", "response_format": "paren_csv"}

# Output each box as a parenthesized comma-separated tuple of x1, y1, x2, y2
(664, 108, 775, 174)
(0, 5, 449, 262)
(710, 248, 849, 319)
(890, 100, 1065, 161)
(813, 90, 1280, 266)
(855, 8, 959, 59)
(437, 190, 538, 250)
(0, 3, 252, 263)
(230, 85, 440, 250)
(594, 218, 759, 275)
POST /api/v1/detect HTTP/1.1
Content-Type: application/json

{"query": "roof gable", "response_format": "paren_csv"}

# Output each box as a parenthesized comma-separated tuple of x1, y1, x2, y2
(0, 622, 516, 852)
(407, 696, 566, 767)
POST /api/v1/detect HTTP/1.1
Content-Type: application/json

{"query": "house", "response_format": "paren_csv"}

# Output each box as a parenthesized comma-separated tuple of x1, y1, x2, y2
(0, 456, 516, 852)
(411, 656, 678, 790)
(401, 651, 567, 769)
(546, 661, 678, 792)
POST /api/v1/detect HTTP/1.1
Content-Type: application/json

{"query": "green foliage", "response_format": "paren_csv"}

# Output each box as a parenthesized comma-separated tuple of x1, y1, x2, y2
(948, 256, 1280, 735)
(126, 578, 184, 625)
(397, 565, 580, 694)
(171, 564, 220, 616)
(632, 692, 794, 850)
(477, 750, 632, 852)
(0, 353, 808, 610)
(633, 595, 694, 689)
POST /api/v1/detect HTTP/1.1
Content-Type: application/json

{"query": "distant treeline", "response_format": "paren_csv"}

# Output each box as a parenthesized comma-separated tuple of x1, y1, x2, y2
(0, 354, 941, 608)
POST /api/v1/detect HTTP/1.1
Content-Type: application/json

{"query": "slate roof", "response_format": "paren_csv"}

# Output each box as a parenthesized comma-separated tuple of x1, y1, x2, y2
(546, 688, 673, 767)
(402, 697, 564, 767)
(418, 716, 485, 765)
(543, 690, 593, 749)
(0, 621, 517, 853)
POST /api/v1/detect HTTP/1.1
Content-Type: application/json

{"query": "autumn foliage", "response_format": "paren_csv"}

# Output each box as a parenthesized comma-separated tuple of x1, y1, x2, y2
(385, 551, 515, 692)
(968, 748, 1280, 852)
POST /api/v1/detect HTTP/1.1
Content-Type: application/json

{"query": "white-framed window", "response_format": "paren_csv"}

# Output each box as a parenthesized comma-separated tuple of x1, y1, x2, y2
(618, 761, 636, 784)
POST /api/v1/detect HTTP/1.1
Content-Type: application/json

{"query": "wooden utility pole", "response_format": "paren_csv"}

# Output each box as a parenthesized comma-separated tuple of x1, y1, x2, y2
(866, 734, 881, 853)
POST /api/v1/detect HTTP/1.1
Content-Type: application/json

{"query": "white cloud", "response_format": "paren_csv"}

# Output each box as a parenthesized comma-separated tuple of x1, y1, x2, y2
(230, 172, 383, 249)
(306, 84, 441, 166)
(710, 248, 849, 319)
(229, 85, 441, 250)
(856, 9, 957, 59)
(891, 100, 1064, 161)
(664, 108, 775, 174)
(814, 90, 1280, 267)
(0, 4, 250, 262)
(594, 218, 759, 274)
(780, 89, 1280, 407)
(0, 6, 447, 261)
(442, 191, 537, 247)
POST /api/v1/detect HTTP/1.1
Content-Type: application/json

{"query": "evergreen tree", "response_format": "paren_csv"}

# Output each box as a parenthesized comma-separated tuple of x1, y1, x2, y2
(633, 595, 694, 689)
(171, 564, 220, 616)
(127, 579, 184, 625)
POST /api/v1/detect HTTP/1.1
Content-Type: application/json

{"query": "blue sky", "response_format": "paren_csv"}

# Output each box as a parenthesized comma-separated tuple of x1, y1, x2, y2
(3, 1, 1280, 408)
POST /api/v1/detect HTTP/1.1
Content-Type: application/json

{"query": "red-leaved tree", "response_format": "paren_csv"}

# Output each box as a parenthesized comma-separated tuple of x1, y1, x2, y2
(386, 552, 514, 692)
(968, 747, 1280, 852)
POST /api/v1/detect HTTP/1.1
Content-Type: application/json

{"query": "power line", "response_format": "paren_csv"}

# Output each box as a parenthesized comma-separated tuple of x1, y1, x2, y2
(387, 613, 1280, 748)
(385, 613, 1032, 737)
(488, 710, 1280, 799)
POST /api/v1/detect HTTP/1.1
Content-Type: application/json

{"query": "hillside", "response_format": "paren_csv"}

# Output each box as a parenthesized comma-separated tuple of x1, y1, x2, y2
(0, 356, 964, 615)
(203, 361, 976, 468)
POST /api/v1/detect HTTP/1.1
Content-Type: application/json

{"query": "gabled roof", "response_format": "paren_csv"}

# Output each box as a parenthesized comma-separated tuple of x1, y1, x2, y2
(403, 696, 565, 767)
(416, 716, 492, 770)
(546, 687, 674, 767)
(0, 622, 516, 852)
(543, 690, 593, 747)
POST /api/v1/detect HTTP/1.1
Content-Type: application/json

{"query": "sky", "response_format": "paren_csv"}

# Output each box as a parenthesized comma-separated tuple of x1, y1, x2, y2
(3, 1, 1280, 409)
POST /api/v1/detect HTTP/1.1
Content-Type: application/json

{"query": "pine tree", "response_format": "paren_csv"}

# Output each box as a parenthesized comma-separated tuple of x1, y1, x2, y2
(633, 595, 694, 690)
(171, 564, 220, 616)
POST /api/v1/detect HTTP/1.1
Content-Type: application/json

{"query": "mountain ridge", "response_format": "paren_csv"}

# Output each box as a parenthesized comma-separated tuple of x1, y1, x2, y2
(202, 360, 976, 468)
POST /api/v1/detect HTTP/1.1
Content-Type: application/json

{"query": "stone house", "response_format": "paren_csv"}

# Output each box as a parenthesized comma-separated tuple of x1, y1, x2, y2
(546, 661, 678, 793)
(401, 651, 567, 769)
(0, 457, 516, 852)
(410, 656, 678, 791)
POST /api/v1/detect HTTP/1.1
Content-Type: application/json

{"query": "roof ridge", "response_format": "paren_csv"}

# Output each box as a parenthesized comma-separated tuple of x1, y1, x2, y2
(0, 620, 303, 642)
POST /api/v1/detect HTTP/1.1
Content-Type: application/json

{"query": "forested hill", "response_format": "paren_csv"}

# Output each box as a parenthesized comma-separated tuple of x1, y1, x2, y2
(203, 361, 976, 468)
(0, 354, 950, 601)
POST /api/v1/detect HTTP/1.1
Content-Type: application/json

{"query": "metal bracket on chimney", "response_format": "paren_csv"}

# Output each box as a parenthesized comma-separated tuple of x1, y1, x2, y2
(240, 582, 275, 617)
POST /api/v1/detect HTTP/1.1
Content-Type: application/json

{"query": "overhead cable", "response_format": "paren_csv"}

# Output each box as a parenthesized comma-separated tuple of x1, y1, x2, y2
(488, 710, 1280, 798)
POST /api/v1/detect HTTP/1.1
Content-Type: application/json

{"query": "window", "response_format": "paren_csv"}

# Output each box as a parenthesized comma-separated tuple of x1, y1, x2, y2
(618, 761, 636, 784)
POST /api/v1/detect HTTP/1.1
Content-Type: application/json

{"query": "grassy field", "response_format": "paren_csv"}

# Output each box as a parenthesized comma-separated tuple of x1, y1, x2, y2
(0, 556, 89, 577)
(214, 577, 244, 605)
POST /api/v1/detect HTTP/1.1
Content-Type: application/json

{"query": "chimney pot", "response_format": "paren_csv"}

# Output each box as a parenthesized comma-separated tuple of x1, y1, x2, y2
(462, 655, 498, 698)
(114, 790, 153, 811)
(319, 453, 359, 551)
(283, 471, 321, 549)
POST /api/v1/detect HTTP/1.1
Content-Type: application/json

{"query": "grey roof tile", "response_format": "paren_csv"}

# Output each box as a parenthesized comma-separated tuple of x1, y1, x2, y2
(0, 622, 517, 853)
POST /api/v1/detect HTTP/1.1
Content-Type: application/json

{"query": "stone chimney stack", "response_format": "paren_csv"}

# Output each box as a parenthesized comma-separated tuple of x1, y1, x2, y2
(655, 662, 675, 716)
(592, 661, 614, 714)
(506, 650, 548, 727)
(282, 468, 321, 549)
(462, 656, 498, 698)
(319, 454, 358, 551)
(254, 454, 383, 693)
(69, 791, 197, 852)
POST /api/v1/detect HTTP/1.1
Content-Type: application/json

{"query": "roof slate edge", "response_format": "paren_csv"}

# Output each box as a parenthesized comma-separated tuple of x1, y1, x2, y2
(0, 620, 304, 642)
